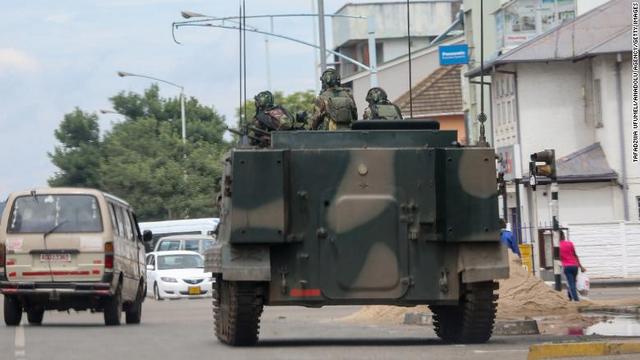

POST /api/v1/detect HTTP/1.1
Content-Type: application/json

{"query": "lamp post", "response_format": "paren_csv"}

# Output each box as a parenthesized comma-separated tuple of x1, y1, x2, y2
(116, 71, 187, 145)
(175, 11, 378, 87)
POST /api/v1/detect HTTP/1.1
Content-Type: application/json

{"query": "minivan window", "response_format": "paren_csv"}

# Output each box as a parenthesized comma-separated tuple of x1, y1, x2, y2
(8, 194, 102, 233)
(119, 207, 133, 241)
(203, 239, 215, 251)
(157, 240, 181, 251)
(108, 204, 119, 235)
(184, 240, 200, 252)
(113, 204, 125, 237)
(129, 211, 140, 241)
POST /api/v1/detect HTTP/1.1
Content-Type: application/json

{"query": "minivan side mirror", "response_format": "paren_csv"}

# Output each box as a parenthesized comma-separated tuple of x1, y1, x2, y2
(146, 264, 154, 271)
(142, 230, 153, 243)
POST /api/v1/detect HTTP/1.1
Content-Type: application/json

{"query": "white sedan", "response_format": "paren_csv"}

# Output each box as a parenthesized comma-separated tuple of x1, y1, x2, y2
(145, 251, 214, 300)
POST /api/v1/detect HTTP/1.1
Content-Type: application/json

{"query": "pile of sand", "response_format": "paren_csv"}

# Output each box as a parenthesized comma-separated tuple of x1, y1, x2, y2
(497, 253, 582, 319)
(340, 305, 429, 325)
(342, 253, 583, 324)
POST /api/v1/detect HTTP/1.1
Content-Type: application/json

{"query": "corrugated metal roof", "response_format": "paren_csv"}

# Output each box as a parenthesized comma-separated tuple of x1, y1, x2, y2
(394, 65, 463, 117)
(467, 0, 631, 77)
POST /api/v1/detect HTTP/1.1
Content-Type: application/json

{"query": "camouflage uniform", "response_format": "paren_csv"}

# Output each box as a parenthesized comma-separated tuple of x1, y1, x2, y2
(249, 91, 294, 147)
(362, 87, 403, 120)
(310, 69, 358, 130)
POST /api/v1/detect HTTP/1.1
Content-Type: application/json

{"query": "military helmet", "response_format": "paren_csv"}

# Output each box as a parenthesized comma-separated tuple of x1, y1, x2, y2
(320, 68, 340, 87)
(365, 87, 389, 104)
(254, 91, 274, 109)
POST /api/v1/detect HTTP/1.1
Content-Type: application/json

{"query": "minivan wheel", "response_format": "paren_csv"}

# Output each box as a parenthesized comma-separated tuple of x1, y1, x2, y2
(3, 296, 22, 326)
(126, 284, 144, 324)
(27, 308, 44, 325)
(153, 283, 163, 301)
(104, 285, 123, 326)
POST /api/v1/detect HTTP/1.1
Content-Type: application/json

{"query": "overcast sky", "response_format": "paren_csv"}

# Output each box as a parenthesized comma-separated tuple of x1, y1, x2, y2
(0, 0, 395, 199)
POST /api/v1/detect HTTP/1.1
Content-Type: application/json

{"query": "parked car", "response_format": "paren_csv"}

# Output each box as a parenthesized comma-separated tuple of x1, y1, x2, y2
(0, 188, 151, 326)
(153, 234, 216, 255)
(145, 251, 213, 300)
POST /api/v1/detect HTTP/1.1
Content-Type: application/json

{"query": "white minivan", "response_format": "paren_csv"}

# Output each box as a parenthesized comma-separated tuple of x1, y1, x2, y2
(139, 218, 218, 252)
(0, 188, 152, 326)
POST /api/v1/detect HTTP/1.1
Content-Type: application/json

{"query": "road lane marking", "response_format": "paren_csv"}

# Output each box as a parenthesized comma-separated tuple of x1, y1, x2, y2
(14, 323, 26, 360)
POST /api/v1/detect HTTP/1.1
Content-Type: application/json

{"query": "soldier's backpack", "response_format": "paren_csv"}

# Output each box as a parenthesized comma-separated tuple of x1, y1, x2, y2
(325, 89, 356, 125)
(371, 103, 403, 120)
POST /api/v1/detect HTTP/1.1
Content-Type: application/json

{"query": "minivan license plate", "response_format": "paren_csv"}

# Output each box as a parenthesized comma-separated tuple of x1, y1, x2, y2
(40, 254, 71, 262)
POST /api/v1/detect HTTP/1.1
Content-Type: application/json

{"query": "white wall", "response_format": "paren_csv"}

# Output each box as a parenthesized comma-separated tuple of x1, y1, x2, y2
(345, 37, 464, 115)
(333, 2, 457, 48)
(516, 62, 596, 163)
(382, 37, 431, 62)
(531, 182, 623, 225)
(576, 0, 611, 15)
(568, 222, 640, 278)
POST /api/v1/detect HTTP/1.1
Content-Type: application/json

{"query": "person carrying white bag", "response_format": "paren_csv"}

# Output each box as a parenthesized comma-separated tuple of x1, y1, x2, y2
(559, 231, 587, 301)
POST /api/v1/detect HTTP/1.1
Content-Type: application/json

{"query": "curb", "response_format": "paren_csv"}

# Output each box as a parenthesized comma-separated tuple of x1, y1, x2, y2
(403, 313, 541, 335)
(579, 305, 640, 315)
(590, 279, 640, 288)
(527, 341, 640, 360)
(494, 320, 540, 335)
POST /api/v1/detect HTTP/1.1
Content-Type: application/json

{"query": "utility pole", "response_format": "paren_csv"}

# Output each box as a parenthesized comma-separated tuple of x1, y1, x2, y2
(317, 0, 327, 72)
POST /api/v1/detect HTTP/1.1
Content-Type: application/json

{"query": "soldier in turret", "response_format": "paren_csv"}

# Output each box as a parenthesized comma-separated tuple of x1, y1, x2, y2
(249, 90, 294, 147)
(362, 87, 403, 120)
(310, 68, 358, 130)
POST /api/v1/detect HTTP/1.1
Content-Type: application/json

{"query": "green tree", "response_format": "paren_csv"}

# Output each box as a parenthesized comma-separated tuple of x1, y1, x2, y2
(102, 86, 228, 220)
(236, 90, 315, 128)
(49, 85, 229, 221)
(48, 108, 102, 188)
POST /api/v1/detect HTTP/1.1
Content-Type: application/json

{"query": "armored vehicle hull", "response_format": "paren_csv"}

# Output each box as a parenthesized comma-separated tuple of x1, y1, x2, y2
(206, 123, 509, 345)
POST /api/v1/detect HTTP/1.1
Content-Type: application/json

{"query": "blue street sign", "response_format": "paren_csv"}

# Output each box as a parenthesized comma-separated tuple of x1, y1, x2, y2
(439, 44, 469, 65)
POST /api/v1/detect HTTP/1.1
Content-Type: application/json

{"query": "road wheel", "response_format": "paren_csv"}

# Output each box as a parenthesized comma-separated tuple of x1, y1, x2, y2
(213, 279, 264, 346)
(103, 284, 123, 326)
(27, 307, 44, 325)
(430, 281, 498, 344)
(3, 296, 22, 326)
(153, 283, 163, 301)
(126, 283, 144, 324)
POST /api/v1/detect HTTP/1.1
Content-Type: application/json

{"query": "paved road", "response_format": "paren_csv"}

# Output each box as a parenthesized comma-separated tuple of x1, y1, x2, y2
(0, 295, 637, 360)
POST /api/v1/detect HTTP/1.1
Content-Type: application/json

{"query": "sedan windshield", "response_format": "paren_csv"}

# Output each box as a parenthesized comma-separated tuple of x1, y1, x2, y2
(157, 254, 204, 270)
(8, 194, 102, 233)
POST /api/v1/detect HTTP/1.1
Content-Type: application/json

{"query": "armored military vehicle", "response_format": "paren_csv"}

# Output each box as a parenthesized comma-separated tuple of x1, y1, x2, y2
(206, 120, 508, 346)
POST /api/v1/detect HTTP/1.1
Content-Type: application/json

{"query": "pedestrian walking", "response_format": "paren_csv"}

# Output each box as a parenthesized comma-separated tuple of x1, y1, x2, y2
(559, 231, 586, 301)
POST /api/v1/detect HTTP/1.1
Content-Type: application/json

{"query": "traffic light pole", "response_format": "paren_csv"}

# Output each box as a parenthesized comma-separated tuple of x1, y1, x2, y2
(530, 149, 560, 290)
(550, 179, 561, 291)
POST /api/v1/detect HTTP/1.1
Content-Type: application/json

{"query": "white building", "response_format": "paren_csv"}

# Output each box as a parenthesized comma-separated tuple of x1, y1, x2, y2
(332, 1, 461, 78)
(467, 0, 636, 278)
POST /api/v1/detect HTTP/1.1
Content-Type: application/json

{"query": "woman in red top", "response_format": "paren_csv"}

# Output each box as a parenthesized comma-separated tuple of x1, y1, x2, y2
(559, 231, 586, 301)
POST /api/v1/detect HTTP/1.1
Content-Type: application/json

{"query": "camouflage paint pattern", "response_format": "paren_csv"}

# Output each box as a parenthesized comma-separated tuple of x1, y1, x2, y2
(206, 129, 508, 306)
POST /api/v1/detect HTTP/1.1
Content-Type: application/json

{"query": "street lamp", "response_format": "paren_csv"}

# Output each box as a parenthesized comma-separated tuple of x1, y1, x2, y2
(175, 11, 378, 87)
(116, 71, 187, 145)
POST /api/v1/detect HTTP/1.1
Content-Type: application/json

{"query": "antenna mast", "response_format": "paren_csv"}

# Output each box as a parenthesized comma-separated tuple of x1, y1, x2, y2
(477, 0, 489, 147)
(406, 0, 413, 118)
